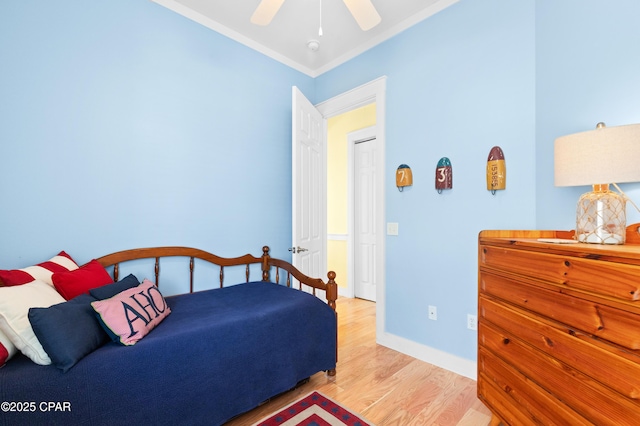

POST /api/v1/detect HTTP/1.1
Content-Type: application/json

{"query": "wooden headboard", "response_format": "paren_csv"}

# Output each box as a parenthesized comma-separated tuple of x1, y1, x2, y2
(95, 245, 338, 311)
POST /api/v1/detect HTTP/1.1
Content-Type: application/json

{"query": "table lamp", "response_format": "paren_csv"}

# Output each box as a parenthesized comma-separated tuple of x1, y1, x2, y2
(554, 122, 640, 244)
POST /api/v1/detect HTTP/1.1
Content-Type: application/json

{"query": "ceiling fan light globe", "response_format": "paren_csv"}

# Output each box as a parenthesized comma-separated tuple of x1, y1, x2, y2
(307, 40, 320, 51)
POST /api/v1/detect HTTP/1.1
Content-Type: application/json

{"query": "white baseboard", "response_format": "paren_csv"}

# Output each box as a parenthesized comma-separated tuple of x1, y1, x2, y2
(376, 330, 477, 380)
(337, 286, 353, 298)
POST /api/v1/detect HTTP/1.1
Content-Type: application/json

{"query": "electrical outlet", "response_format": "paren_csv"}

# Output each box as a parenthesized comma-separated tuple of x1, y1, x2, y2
(467, 314, 477, 330)
(428, 305, 437, 320)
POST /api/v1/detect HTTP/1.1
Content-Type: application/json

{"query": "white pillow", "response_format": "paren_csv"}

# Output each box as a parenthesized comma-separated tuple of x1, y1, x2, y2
(0, 280, 65, 365)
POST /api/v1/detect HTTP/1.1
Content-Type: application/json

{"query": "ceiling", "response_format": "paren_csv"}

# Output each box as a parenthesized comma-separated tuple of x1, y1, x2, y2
(152, 0, 459, 77)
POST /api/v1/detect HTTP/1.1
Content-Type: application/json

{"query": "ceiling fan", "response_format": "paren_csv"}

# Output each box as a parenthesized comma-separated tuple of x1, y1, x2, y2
(251, 0, 382, 32)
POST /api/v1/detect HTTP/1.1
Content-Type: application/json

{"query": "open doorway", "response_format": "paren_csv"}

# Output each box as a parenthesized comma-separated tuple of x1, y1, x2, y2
(327, 110, 378, 302)
(316, 77, 386, 338)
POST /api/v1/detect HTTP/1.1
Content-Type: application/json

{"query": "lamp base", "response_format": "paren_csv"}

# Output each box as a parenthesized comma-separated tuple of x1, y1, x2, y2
(577, 231, 624, 244)
(576, 187, 626, 244)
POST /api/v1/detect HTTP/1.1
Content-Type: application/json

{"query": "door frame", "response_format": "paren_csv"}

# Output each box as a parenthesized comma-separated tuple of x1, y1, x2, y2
(316, 76, 386, 340)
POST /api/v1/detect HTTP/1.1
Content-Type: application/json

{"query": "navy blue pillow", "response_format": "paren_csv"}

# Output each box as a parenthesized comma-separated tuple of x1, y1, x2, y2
(89, 274, 140, 300)
(28, 294, 108, 373)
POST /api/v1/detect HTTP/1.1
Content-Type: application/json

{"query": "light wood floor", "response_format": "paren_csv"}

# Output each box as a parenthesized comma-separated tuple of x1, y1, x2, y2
(225, 297, 492, 425)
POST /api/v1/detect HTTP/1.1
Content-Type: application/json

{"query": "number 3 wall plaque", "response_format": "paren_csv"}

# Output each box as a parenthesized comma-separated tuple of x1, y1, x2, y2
(435, 157, 452, 194)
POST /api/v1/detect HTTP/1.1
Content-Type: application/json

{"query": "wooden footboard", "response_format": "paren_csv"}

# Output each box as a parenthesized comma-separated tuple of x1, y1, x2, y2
(95, 246, 338, 312)
(97, 245, 339, 377)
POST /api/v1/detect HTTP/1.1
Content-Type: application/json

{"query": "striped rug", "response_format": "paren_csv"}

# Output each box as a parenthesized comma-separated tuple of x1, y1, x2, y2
(253, 391, 373, 426)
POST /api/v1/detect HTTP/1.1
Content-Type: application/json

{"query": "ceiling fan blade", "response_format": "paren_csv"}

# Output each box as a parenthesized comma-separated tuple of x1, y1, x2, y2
(250, 0, 286, 26)
(342, 0, 381, 31)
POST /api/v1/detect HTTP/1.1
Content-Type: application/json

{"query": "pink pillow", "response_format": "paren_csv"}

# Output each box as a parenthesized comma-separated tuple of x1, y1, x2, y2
(52, 259, 114, 300)
(0, 251, 78, 286)
(91, 279, 171, 346)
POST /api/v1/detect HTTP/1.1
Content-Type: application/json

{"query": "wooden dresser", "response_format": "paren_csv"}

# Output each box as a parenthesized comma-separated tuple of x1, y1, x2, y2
(477, 225, 640, 425)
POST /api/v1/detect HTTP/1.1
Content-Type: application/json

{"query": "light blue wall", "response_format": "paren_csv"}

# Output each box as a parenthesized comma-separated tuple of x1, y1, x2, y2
(0, 0, 314, 295)
(317, 0, 537, 361)
(535, 0, 640, 229)
(2, 0, 639, 361)
(317, 0, 640, 363)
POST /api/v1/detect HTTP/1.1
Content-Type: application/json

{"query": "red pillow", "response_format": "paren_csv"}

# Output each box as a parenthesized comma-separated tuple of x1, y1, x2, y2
(0, 329, 16, 367)
(0, 343, 8, 367)
(52, 260, 114, 300)
(0, 251, 78, 286)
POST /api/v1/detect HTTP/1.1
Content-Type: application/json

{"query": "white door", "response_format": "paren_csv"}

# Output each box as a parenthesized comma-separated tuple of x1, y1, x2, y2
(292, 87, 326, 292)
(354, 136, 378, 302)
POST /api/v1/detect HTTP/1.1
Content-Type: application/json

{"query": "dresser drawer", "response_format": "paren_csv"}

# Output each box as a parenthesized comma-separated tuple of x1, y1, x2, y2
(480, 295, 640, 399)
(478, 348, 590, 426)
(479, 322, 640, 425)
(480, 244, 640, 301)
(480, 270, 640, 350)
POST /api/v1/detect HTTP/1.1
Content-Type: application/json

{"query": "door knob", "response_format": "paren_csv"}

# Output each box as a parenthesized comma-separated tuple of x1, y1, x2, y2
(288, 246, 309, 254)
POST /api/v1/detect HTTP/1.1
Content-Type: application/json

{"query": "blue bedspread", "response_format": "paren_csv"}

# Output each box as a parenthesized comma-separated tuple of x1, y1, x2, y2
(0, 281, 337, 425)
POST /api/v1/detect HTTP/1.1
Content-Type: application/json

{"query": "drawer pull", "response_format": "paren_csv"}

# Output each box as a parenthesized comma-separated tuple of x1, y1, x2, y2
(595, 307, 605, 330)
(564, 260, 571, 267)
(503, 338, 510, 345)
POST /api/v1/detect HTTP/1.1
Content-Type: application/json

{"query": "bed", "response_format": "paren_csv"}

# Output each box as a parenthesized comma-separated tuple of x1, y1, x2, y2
(0, 246, 338, 426)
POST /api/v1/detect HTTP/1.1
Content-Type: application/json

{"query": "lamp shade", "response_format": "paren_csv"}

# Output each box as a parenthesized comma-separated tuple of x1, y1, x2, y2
(554, 123, 640, 187)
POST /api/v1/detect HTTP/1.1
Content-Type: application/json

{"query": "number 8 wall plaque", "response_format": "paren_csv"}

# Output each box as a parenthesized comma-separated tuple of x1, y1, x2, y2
(486, 146, 506, 195)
